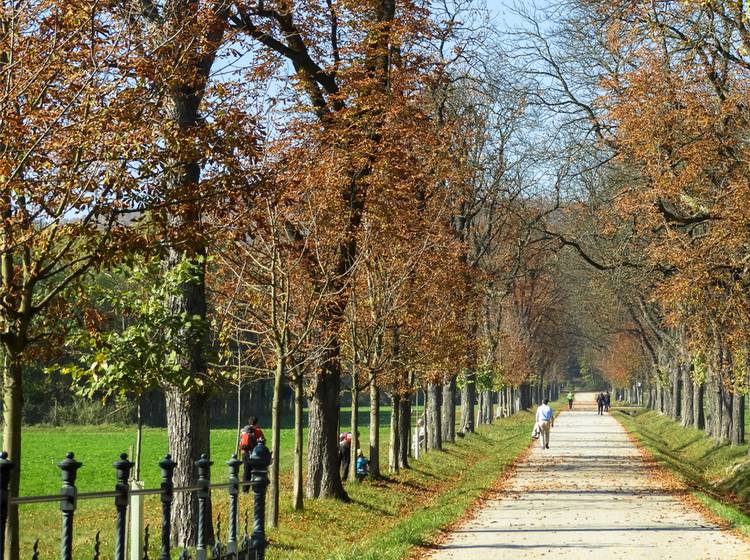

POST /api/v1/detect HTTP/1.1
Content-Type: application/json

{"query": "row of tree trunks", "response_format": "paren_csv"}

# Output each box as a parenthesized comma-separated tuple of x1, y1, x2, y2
(476, 391, 488, 427)
(638, 346, 748, 448)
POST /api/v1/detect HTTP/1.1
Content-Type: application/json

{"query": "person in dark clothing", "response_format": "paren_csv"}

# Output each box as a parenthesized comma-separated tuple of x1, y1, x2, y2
(604, 391, 611, 412)
(239, 417, 261, 493)
(596, 393, 605, 415)
(339, 432, 352, 481)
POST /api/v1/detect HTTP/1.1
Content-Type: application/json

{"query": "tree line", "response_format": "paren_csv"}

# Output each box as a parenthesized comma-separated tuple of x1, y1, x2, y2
(507, 1, 750, 454)
(1, 1, 582, 557)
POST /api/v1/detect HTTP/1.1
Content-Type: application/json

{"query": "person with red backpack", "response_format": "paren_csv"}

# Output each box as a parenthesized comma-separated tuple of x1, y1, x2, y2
(339, 431, 353, 481)
(239, 417, 263, 493)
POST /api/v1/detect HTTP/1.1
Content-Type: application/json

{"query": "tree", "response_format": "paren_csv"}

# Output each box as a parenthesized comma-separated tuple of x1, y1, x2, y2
(120, 0, 262, 542)
(213, 194, 326, 524)
(1, 2, 141, 554)
(231, 0, 442, 500)
(60, 258, 211, 478)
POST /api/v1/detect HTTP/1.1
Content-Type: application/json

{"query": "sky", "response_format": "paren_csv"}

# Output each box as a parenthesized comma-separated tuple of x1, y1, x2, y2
(484, 0, 554, 29)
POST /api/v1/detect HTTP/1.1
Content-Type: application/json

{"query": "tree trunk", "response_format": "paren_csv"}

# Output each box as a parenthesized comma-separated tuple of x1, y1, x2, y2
(135, 397, 143, 479)
(292, 374, 304, 511)
(441, 376, 456, 443)
(398, 396, 410, 468)
(368, 378, 380, 478)
(483, 390, 493, 424)
(681, 364, 694, 428)
(720, 383, 732, 442)
(349, 386, 359, 481)
(520, 383, 530, 410)
(709, 373, 723, 440)
(671, 364, 681, 420)
(164, 388, 212, 547)
(731, 389, 743, 445)
(427, 383, 442, 450)
(388, 393, 400, 474)
(475, 390, 483, 428)
(2, 356, 22, 560)
(459, 370, 475, 433)
(306, 357, 347, 500)
(268, 354, 284, 528)
(655, 379, 664, 414)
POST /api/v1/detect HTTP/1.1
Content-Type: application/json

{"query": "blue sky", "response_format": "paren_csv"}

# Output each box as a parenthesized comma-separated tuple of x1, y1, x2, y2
(483, 0, 553, 28)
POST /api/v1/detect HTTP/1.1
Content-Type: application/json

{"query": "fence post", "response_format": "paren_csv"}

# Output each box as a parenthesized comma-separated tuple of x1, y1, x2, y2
(158, 455, 176, 560)
(248, 441, 271, 560)
(226, 454, 242, 553)
(0, 451, 14, 560)
(58, 452, 82, 560)
(114, 453, 134, 560)
(195, 453, 212, 560)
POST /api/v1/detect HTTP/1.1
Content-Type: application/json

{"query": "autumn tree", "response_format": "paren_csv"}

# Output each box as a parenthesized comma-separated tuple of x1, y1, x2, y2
(118, 0, 263, 543)
(0, 2, 148, 554)
(227, 0, 450, 499)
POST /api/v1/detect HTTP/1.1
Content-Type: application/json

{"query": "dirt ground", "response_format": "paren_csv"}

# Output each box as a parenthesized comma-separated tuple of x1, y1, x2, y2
(427, 392, 750, 559)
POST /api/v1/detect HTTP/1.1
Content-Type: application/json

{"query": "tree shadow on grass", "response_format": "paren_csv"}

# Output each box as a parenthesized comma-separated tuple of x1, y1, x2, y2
(672, 434, 705, 452)
(349, 497, 396, 516)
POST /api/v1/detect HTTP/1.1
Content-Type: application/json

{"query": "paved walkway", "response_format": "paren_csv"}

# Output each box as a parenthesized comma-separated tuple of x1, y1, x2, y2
(429, 392, 750, 559)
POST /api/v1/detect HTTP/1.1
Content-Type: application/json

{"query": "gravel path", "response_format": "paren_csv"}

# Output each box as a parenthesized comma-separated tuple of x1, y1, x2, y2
(428, 392, 750, 559)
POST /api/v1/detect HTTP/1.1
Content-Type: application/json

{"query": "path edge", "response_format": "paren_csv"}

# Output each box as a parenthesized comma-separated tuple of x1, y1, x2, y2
(611, 409, 750, 545)
(406, 411, 573, 559)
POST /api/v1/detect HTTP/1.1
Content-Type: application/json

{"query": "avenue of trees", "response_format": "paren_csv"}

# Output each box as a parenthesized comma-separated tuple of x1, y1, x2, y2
(509, 0, 750, 452)
(3, 0, 750, 557)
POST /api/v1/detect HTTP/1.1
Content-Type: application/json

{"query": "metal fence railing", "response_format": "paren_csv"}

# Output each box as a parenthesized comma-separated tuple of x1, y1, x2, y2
(0, 441, 272, 560)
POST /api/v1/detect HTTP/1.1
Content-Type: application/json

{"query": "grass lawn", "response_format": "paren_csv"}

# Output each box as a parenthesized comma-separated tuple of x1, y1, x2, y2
(7, 405, 534, 558)
(614, 408, 750, 538)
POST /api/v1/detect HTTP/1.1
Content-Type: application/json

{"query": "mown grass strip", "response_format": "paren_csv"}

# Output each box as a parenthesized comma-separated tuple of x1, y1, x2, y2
(267, 410, 535, 560)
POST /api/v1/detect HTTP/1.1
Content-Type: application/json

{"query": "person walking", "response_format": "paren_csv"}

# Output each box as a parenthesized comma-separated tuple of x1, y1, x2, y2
(535, 398, 555, 449)
(596, 393, 605, 415)
(238, 417, 262, 493)
(567, 390, 574, 411)
(604, 390, 611, 412)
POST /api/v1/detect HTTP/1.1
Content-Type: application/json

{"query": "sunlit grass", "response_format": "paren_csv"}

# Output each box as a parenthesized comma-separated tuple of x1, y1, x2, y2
(9, 406, 534, 558)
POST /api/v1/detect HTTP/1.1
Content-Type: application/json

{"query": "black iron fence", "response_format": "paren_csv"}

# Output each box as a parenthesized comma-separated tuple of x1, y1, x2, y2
(0, 441, 272, 560)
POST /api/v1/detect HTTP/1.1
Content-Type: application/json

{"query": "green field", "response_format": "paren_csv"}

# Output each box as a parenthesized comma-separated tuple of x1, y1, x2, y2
(6, 404, 534, 559)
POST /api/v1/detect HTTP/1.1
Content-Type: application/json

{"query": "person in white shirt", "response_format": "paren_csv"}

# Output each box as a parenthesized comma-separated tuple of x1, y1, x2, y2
(535, 399, 555, 449)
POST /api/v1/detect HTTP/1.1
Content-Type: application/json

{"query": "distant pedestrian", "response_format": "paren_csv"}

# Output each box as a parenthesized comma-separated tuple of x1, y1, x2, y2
(355, 449, 369, 482)
(339, 431, 352, 481)
(567, 390, 574, 411)
(604, 391, 611, 412)
(535, 399, 555, 449)
(596, 393, 605, 415)
(239, 417, 261, 493)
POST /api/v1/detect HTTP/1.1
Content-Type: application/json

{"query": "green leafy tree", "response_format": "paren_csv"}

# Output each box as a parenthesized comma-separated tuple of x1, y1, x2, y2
(60, 257, 210, 477)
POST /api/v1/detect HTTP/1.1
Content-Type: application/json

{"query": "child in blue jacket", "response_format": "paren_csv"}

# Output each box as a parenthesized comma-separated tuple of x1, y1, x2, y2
(355, 449, 369, 482)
